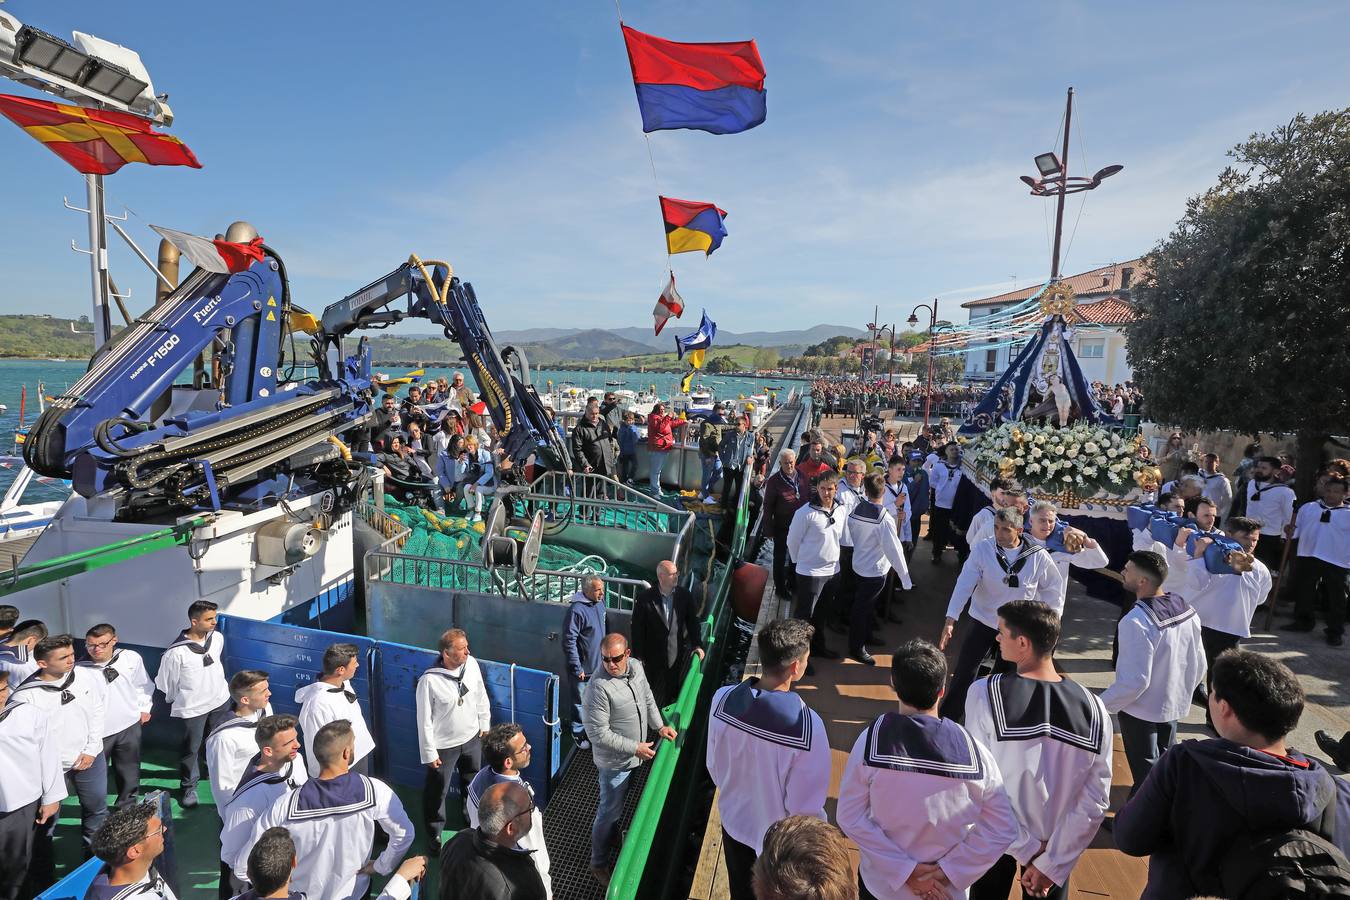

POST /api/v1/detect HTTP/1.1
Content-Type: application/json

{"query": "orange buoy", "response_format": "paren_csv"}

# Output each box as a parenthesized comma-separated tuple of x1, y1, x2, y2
(730, 560, 769, 622)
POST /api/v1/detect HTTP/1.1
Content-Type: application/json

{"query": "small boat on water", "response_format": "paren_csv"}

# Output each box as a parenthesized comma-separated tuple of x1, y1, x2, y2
(605, 379, 626, 386)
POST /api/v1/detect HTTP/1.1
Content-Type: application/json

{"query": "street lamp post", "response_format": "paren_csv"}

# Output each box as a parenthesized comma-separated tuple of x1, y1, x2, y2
(907, 298, 939, 430)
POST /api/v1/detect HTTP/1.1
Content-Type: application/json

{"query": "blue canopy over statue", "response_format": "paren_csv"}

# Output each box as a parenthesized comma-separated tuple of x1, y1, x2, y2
(960, 282, 1120, 435)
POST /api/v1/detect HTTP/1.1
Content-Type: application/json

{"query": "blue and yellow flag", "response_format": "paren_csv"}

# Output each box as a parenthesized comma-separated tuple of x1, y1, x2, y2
(675, 310, 717, 360)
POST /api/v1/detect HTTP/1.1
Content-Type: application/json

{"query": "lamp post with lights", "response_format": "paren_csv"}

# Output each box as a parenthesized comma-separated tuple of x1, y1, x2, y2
(907, 299, 939, 430)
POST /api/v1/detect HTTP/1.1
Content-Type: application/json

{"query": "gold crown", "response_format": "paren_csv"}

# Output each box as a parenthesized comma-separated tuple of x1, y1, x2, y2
(1039, 281, 1078, 318)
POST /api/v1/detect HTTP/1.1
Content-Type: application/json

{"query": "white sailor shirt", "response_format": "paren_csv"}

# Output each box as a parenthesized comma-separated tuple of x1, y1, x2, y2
(706, 680, 832, 854)
(222, 756, 308, 872)
(415, 659, 491, 765)
(964, 674, 1112, 887)
(836, 482, 862, 548)
(1198, 471, 1233, 517)
(78, 649, 154, 737)
(1245, 479, 1295, 535)
(786, 503, 847, 577)
(0, 643, 39, 691)
(1100, 593, 1206, 723)
(11, 667, 106, 770)
(248, 771, 413, 900)
(466, 767, 552, 898)
(966, 505, 996, 550)
(1130, 529, 1190, 596)
(849, 502, 914, 589)
(296, 679, 376, 776)
(1294, 501, 1350, 569)
(1025, 532, 1111, 610)
(206, 704, 275, 808)
(1185, 556, 1271, 638)
(931, 463, 963, 510)
(837, 712, 1017, 898)
(884, 479, 913, 543)
(154, 630, 230, 719)
(922, 451, 941, 478)
(946, 538, 1064, 628)
(85, 866, 178, 900)
(0, 701, 66, 813)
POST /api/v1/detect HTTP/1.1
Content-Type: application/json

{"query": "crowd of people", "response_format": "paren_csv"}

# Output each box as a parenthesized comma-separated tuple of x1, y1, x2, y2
(809, 377, 1146, 423)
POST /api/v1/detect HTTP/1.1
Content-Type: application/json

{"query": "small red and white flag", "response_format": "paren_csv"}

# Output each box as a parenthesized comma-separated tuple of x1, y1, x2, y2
(151, 224, 267, 275)
(652, 273, 684, 336)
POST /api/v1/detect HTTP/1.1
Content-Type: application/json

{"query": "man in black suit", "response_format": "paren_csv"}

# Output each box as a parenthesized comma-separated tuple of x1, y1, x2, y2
(631, 560, 706, 707)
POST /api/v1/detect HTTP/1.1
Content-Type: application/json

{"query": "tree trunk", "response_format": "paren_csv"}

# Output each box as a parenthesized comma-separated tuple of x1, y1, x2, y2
(1295, 427, 1327, 502)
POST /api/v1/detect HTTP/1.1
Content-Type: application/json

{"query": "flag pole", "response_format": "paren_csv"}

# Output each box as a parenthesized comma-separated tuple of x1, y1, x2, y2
(84, 173, 113, 346)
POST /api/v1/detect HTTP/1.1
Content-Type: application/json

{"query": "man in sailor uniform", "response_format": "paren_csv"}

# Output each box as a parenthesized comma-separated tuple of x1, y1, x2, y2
(154, 600, 232, 808)
(235, 827, 428, 900)
(80, 624, 155, 808)
(1184, 517, 1270, 704)
(248, 720, 413, 900)
(0, 678, 65, 900)
(222, 715, 308, 896)
(838, 639, 1017, 900)
(1100, 551, 1206, 796)
(86, 802, 176, 900)
(929, 443, 967, 565)
(939, 507, 1063, 724)
(1283, 474, 1350, 645)
(787, 469, 848, 665)
(466, 723, 552, 898)
(297, 643, 376, 777)
(0, 618, 46, 690)
(832, 460, 867, 636)
(416, 629, 491, 849)
(207, 670, 275, 810)
(14, 634, 108, 883)
(1024, 501, 1111, 611)
(848, 474, 915, 666)
(1243, 455, 1295, 570)
(752, 817, 856, 900)
(1197, 453, 1232, 520)
(706, 619, 832, 900)
(965, 479, 1025, 551)
(964, 601, 1112, 900)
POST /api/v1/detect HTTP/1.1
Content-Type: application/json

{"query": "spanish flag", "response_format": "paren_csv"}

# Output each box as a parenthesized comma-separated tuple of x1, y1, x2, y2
(0, 94, 201, 176)
(661, 196, 728, 257)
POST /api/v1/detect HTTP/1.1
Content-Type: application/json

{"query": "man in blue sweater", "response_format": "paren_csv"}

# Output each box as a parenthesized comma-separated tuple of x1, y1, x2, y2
(562, 575, 608, 751)
(1115, 648, 1350, 898)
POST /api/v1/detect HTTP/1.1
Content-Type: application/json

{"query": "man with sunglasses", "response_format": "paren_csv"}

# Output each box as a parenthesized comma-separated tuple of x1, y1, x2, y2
(416, 629, 491, 851)
(439, 781, 545, 900)
(87, 802, 176, 900)
(467, 724, 552, 898)
(583, 634, 677, 888)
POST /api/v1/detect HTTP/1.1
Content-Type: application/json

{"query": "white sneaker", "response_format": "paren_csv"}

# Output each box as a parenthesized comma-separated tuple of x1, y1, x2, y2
(578, 737, 591, 751)
(469, 513, 483, 523)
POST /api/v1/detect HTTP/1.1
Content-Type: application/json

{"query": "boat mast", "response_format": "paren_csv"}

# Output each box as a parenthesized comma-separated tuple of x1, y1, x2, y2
(1049, 87, 1073, 283)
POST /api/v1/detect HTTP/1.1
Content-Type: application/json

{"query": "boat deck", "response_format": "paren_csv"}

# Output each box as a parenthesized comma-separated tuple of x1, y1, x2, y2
(0, 532, 41, 571)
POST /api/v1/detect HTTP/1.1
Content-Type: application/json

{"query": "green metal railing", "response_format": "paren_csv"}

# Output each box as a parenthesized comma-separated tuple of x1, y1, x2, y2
(0, 517, 209, 597)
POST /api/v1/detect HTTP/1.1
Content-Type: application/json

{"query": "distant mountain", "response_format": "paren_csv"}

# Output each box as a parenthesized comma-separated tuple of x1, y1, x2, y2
(532, 329, 656, 360)
(496, 323, 866, 350)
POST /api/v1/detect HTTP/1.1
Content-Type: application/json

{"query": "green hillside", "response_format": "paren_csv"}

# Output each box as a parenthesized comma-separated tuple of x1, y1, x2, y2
(0, 315, 97, 359)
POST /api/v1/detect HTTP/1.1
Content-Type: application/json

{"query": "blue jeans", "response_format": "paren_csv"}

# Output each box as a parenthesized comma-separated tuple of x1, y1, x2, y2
(701, 455, 722, 496)
(591, 766, 634, 866)
(566, 675, 587, 740)
(649, 451, 667, 492)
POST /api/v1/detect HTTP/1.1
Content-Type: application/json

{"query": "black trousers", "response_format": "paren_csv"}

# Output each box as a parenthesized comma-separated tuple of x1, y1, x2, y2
(1254, 533, 1286, 573)
(721, 827, 757, 900)
(940, 612, 1010, 724)
(1199, 626, 1241, 695)
(177, 700, 234, 790)
(423, 736, 482, 838)
(771, 532, 796, 596)
(1292, 556, 1350, 636)
(104, 720, 143, 806)
(929, 506, 968, 560)
(0, 800, 36, 900)
(850, 575, 888, 654)
(722, 466, 745, 509)
(793, 574, 837, 648)
(835, 547, 856, 623)
(970, 854, 1071, 900)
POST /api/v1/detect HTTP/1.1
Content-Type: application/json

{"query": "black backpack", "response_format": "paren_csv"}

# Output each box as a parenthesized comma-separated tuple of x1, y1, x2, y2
(1219, 779, 1350, 899)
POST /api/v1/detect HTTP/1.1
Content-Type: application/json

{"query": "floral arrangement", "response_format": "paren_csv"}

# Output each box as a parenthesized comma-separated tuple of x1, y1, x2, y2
(960, 421, 1151, 498)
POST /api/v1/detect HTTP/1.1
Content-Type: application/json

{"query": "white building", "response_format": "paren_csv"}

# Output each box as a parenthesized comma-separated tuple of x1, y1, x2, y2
(959, 259, 1143, 386)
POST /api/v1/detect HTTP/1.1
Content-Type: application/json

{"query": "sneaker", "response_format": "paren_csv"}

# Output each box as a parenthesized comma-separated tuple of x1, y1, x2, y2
(577, 737, 591, 751)
(180, 789, 198, 809)
(469, 513, 483, 524)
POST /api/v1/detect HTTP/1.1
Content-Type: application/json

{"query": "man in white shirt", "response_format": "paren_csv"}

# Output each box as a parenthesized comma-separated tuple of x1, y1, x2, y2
(938, 506, 1063, 723)
(1284, 474, 1350, 645)
(86, 802, 178, 900)
(249, 720, 413, 900)
(222, 714, 308, 895)
(832, 460, 866, 636)
(838, 639, 1018, 900)
(848, 473, 915, 665)
(207, 669, 275, 810)
(1185, 517, 1271, 706)
(13, 634, 108, 885)
(965, 601, 1112, 900)
(155, 600, 232, 808)
(236, 826, 426, 900)
(1024, 501, 1111, 611)
(1197, 453, 1233, 520)
(706, 619, 831, 900)
(786, 469, 847, 667)
(1244, 455, 1296, 571)
(0, 619, 46, 691)
(1100, 550, 1206, 796)
(296, 642, 376, 776)
(929, 443, 967, 565)
(80, 623, 155, 808)
(416, 629, 491, 849)
(467, 723, 553, 898)
(0, 678, 65, 900)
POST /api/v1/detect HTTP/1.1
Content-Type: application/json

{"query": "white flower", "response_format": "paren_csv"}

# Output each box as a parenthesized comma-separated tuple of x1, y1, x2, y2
(1084, 441, 1099, 454)
(1075, 475, 1083, 483)
(1030, 446, 1041, 458)
(1035, 435, 1046, 445)
(1108, 472, 1121, 483)
(1062, 475, 1072, 482)
(1054, 445, 1065, 455)
(1026, 462, 1041, 473)
(1084, 466, 1097, 476)
(1096, 455, 1108, 466)
(1016, 447, 1025, 457)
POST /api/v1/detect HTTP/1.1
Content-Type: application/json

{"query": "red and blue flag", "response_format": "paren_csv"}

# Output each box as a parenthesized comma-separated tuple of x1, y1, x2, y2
(622, 25, 766, 135)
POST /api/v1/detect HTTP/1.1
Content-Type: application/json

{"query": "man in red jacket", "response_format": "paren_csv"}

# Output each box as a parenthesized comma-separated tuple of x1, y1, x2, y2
(646, 403, 681, 494)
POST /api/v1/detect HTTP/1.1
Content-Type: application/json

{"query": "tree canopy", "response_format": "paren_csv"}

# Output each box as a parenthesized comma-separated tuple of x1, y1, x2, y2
(1126, 110, 1350, 493)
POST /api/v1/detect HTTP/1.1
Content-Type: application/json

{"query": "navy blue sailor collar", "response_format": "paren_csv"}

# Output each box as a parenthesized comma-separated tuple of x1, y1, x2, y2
(288, 771, 374, 819)
(712, 678, 813, 751)
(231, 756, 303, 804)
(168, 630, 217, 666)
(85, 866, 171, 900)
(1133, 592, 1196, 630)
(984, 673, 1103, 754)
(849, 501, 884, 524)
(864, 712, 983, 780)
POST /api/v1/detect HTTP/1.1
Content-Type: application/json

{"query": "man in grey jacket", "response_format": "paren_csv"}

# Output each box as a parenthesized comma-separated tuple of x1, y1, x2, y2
(581, 633, 677, 887)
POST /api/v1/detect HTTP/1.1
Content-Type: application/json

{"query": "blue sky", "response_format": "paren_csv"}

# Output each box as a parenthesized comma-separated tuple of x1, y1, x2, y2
(1, 2, 1346, 335)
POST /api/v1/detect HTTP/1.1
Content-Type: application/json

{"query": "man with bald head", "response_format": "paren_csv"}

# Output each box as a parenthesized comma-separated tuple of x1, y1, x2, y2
(439, 781, 546, 900)
(631, 561, 706, 707)
(582, 633, 678, 887)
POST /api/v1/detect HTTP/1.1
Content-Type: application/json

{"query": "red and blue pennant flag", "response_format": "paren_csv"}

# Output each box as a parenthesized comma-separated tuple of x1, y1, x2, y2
(622, 25, 766, 135)
(661, 196, 728, 257)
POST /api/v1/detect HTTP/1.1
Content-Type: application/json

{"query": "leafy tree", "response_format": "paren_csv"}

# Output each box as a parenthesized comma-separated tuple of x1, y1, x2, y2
(705, 354, 738, 374)
(1126, 110, 1350, 499)
(752, 347, 780, 371)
